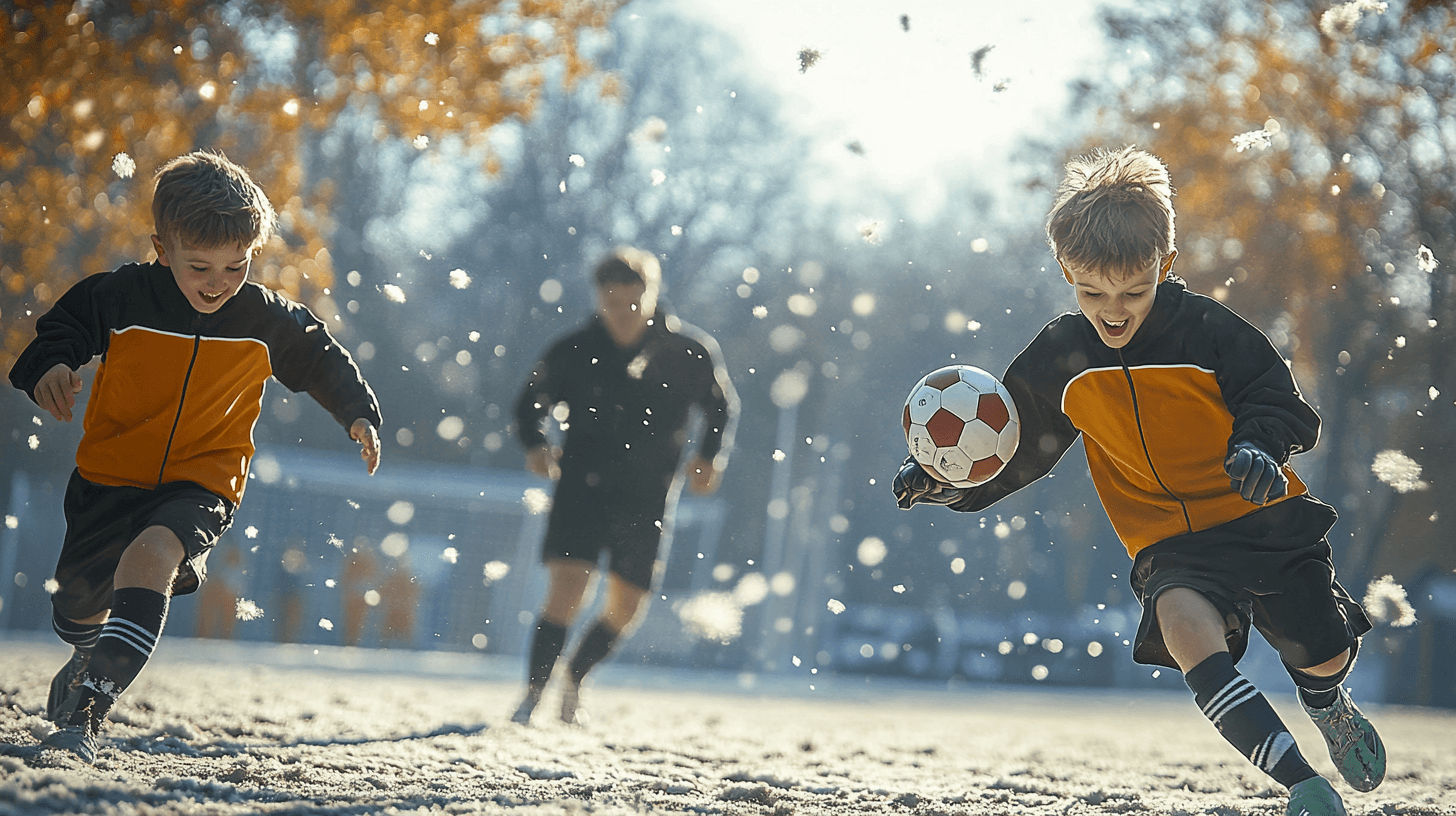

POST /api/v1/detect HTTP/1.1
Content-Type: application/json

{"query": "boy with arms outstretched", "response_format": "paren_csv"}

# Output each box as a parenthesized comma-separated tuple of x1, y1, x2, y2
(894, 147, 1381, 816)
(8, 150, 383, 763)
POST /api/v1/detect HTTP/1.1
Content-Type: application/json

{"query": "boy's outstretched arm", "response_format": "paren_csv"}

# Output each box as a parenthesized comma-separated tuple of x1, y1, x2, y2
(350, 418, 381, 475)
(33, 363, 84, 422)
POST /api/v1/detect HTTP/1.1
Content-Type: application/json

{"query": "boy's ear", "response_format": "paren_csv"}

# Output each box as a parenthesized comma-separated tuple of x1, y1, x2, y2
(150, 235, 170, 267)
(1058, 261, 1075, 285)
(1158, 250, 1178, 282)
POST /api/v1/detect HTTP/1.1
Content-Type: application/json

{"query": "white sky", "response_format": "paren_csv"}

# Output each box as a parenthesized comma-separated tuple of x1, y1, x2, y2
(677, 0, 1110, 194)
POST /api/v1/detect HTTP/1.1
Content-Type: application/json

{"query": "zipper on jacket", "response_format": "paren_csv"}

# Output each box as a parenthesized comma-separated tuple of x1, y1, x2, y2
(158, 320, 203, 487)
(1118, 349, 1194, 533)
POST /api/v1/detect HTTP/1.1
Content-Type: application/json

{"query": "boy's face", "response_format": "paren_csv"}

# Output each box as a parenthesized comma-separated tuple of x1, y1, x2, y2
(596, 280, 652, 347)
(152, 235, 252, 314)
(1063, 252, 1175, 349)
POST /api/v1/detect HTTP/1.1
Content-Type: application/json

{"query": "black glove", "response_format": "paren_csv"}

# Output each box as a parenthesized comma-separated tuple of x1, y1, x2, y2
(1224, 443, 1287, 505)
(893, 458, 969, 509)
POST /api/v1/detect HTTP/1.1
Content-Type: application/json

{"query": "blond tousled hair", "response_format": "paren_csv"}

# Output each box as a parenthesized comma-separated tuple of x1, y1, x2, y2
(151, 150, 277, 253)
(1045, 146, 1176, 280)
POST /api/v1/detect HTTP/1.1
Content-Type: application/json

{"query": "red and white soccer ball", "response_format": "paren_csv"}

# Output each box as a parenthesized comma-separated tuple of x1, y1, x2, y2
(902, 365, 1020, 487)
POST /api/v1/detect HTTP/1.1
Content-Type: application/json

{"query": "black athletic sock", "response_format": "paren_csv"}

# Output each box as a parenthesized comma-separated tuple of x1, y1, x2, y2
(566, 620, 620, 686)
(1184, 652, 1317, 789)
(52, 608, 102, 650)
(526, 619, 569, 693)
(68, 587, 168, 732)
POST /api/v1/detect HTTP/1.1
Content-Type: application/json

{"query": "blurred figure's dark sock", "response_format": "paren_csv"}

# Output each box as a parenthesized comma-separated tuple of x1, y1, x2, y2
(67, 587, 168, 732)
(526, 619, 569, 692)
(1185, 652, 1317, 789)
(567, 620, 620, 686)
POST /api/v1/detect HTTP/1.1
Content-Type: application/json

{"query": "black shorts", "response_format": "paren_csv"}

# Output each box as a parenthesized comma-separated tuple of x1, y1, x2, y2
(1129, 495, 1371, 671)
(540, 474, 679, 591)
(51, 470, 235, 619)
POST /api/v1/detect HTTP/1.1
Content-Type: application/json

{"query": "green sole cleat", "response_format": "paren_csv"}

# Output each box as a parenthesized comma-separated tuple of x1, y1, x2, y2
(1301, 687, 1386, 792)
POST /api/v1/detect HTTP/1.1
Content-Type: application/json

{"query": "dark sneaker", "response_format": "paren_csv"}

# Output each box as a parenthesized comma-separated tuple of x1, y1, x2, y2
(1301, 687, 1386, 792)
(1286, 776, 1346, 816)
(46, 648, 91, 723)
(559, 684, 588, 726)
(40, 725, 100, 765)
(510, 688, 542, 725)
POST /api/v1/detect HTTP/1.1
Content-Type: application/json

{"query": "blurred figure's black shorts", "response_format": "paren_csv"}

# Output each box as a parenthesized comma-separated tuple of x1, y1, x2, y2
(1130, 495, 1371, 671)
(51, 469, 235, 619)
(541, 475, 679, 591)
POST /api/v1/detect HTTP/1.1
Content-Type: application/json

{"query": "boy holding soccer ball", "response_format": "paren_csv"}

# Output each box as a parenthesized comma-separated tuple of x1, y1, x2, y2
(893, 146, 1380, 816)
(8, 150, 383, 764)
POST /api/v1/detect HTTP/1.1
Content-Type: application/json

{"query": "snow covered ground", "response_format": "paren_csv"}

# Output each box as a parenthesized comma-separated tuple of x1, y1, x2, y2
(1, 635, 1453, 815)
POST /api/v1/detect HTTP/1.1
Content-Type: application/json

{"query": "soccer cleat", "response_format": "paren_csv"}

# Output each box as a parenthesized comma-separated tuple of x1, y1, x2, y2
(559, 684, 588, 726)
(510, 688, 542, 725)
(40, 725, 100, 765)
(1301, 687, 1386, 792)
(1286, 776, 1346, 816)
(46, 648, 91, 723)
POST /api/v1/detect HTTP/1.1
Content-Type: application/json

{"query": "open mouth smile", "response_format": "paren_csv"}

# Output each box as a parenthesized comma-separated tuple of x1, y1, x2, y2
(1102, 318, 1129, 337)
(200, 291, 225, 305)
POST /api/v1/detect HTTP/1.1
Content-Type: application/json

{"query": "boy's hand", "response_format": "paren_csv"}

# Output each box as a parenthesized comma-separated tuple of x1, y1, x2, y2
(350, 418, 381, 475)
(1225, 442, 1286, 505)
(686, 456, 720, 495)
(525, 445, 561, 481)
(35, 363, 83, 422)
(893, 458, 967, 509)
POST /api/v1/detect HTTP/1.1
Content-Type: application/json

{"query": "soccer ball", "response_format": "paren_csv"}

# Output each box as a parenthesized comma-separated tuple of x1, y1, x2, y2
(902, 365, 1019, 487)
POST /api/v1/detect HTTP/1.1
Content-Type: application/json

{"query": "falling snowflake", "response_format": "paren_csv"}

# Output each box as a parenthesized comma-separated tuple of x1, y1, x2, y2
(244, 526, 259, 539)
(424, 32, 439, 45)
(970, 44, 995, 79)
(482, 560, 511, 584)
(650, 169, 667, 186)
(412, 135, 430, 150)
(676, 592, 744, 643)
(441, 547, 459, 564)
(857, 219, 883, 245)
(671, 225, 683, 236)
(1371, 449, 1427, 493)
(568, 154, 585, 167)
(382, 284, 407, 303)
(1319, 0, 1388, 40)
(235, 599, 264, 621)
(111, 153, 136, 178)
(522, 487, 552, 515)
(318, 618, 334, 631)
(892, 584, 907, 594)
(4, 515, 16, 529)
(327, 534, 344, 549)
(797, 47, 822, 73)
(27, 435, 39, 450)
(1232, 129, 1273, 152)
(773, 449, 786, 462)
(826, 599, 846, 615)
(449, 269, 472, 289)
(1416, 245, 1439, 273)
(44, 578, 59, 594)
(752, 305, 768, 319)
(1362, 575, 1416, 627)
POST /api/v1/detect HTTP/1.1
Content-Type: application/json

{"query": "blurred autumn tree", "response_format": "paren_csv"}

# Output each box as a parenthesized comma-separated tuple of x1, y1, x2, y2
(1, 0, 619, 372)
(1084, 0, 1454, 583)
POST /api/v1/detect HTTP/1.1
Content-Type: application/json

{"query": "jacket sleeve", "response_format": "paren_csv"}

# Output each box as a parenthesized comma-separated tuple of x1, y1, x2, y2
(690, 331, 738, 465)
(266, 295, 382, 433)
(1213, 309, 1320, 463)
(947, 325, 1082, 513)
(514, 343, 561, 450)
(7, 273, 111, 401)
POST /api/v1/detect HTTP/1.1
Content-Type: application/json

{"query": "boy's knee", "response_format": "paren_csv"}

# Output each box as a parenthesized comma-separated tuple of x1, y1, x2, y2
(115, 526, 187, 591)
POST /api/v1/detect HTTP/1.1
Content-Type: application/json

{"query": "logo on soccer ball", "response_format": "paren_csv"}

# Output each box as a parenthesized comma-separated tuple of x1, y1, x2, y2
(901, 365, 1019, 487)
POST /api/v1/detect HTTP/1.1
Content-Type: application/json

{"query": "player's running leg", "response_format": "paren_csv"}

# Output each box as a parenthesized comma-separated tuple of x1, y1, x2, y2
(45, 526, 180, 764)
(47, 609, 101, 722)
(1158, 589, 1340, 815)
(512, 559, 593, 725)
(559, 573, 647, 724)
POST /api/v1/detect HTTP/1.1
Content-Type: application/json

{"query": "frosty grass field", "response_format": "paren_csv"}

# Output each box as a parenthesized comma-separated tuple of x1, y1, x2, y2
(1, 636, 1453, 815)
